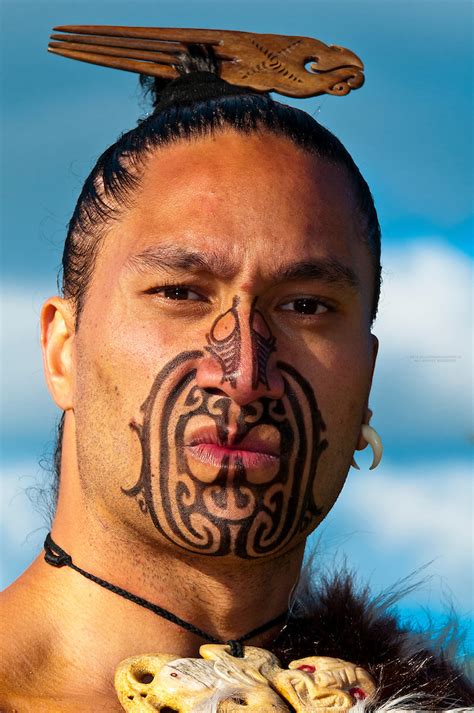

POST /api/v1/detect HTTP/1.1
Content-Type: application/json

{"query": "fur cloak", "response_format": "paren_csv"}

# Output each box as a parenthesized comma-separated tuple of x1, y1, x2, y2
(270, 565, 474, 712)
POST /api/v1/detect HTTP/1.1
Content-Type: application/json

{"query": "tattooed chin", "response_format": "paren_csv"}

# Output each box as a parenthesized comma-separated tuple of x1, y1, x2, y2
(123, 352, 328, 559)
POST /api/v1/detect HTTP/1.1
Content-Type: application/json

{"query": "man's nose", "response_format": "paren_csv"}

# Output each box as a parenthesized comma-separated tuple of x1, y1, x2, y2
(195, 296, 285, 405)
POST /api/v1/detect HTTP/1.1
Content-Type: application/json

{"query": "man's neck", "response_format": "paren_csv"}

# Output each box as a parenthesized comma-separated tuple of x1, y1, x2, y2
(48, 449, 306, 655)
(6, 485, 304, 702)
(49, 504, 304, 655)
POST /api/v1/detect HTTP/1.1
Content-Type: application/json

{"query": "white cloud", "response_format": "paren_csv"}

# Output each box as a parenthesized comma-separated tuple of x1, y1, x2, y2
(371, 240, 472, 444)
(378, 239, 472, 355)
(311, 458, 473, 612)
(0, 283, 60, 439)
(340, 461, 471, 569)
(376, 239, 472, 363)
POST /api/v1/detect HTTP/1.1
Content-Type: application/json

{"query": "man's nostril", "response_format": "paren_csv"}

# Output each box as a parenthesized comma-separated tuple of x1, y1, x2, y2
(205, 387, 227, 397)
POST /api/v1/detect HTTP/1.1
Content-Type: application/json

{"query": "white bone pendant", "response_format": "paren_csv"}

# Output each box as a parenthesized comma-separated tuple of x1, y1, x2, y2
(272, 655, 377, 711)
(115, 645, 376, 712)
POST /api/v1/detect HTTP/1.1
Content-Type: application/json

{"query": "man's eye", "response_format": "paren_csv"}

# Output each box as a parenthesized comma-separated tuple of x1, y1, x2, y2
(148, 285, 204, 301)
(279, 298, 329, 315)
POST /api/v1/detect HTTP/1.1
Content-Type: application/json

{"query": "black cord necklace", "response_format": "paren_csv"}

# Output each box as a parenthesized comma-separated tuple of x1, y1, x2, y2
(43, 533, 289, 658)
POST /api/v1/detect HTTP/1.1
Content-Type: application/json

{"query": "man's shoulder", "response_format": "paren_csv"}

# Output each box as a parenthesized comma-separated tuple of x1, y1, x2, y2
(0, 569, 58, 709)
(0, 574, 125, 711)
(0, 599, 121, 712)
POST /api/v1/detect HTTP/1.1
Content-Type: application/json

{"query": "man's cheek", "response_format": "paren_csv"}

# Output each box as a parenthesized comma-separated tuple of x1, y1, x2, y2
(321, 344, 373, 406)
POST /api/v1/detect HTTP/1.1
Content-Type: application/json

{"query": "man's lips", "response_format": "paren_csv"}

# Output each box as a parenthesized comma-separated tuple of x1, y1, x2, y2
(185, 426, 280, 469)
(186, 443, 279, 469)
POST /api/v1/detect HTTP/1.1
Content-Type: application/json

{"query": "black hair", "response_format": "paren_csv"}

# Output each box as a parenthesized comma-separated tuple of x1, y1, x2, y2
(53, 52, 382, 505)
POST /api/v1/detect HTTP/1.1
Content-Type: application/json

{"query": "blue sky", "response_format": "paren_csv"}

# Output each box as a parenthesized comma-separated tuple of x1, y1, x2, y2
(1, 0, 472, 657)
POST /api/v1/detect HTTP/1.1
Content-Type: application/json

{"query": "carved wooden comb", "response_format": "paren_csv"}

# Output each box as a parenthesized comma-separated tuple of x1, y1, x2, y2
(48, 25, 364, 99)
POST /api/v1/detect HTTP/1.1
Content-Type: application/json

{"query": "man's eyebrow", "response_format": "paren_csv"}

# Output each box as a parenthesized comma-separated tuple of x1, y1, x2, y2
(124, 244, 239, 279)
(271, 258, 360, 292)
(124, 244, 360, 292)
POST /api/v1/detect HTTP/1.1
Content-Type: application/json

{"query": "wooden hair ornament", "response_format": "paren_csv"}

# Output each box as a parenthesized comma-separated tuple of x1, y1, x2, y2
(48, 25, 364, 99)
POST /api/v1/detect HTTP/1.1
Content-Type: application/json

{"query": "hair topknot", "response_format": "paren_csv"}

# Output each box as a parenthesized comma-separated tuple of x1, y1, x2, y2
(139, 43, 263, 113)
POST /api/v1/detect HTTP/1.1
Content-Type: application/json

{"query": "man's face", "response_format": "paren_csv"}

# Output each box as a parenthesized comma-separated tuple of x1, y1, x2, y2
(70, 130, 377, 560)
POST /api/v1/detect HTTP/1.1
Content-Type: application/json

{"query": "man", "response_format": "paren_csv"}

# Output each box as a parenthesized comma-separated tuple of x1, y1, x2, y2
(0, 33, 470, 712)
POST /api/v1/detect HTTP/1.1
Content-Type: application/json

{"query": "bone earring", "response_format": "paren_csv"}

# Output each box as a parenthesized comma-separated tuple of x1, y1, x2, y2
(351, 424, 383, 470)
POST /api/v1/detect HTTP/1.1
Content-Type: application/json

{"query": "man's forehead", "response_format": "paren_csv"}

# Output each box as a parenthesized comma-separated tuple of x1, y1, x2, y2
(117, 132, 358, 256)
(99, 132, 367, 297)
(134, 130, 350, 212)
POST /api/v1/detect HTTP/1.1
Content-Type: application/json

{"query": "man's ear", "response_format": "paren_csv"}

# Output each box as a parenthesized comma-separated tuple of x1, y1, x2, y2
(41, 296, 75, 410)
(370, 333, 379, 381)
(356, 334, 380, 450)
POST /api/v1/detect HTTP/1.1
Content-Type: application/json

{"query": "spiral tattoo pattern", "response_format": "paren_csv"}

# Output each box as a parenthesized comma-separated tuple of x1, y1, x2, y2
(122, 297, 328, 558)
(123, 360, 327, 558)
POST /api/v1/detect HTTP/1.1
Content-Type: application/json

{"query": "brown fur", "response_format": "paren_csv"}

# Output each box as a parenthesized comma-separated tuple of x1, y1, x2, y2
(271, 566, 473, 710)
